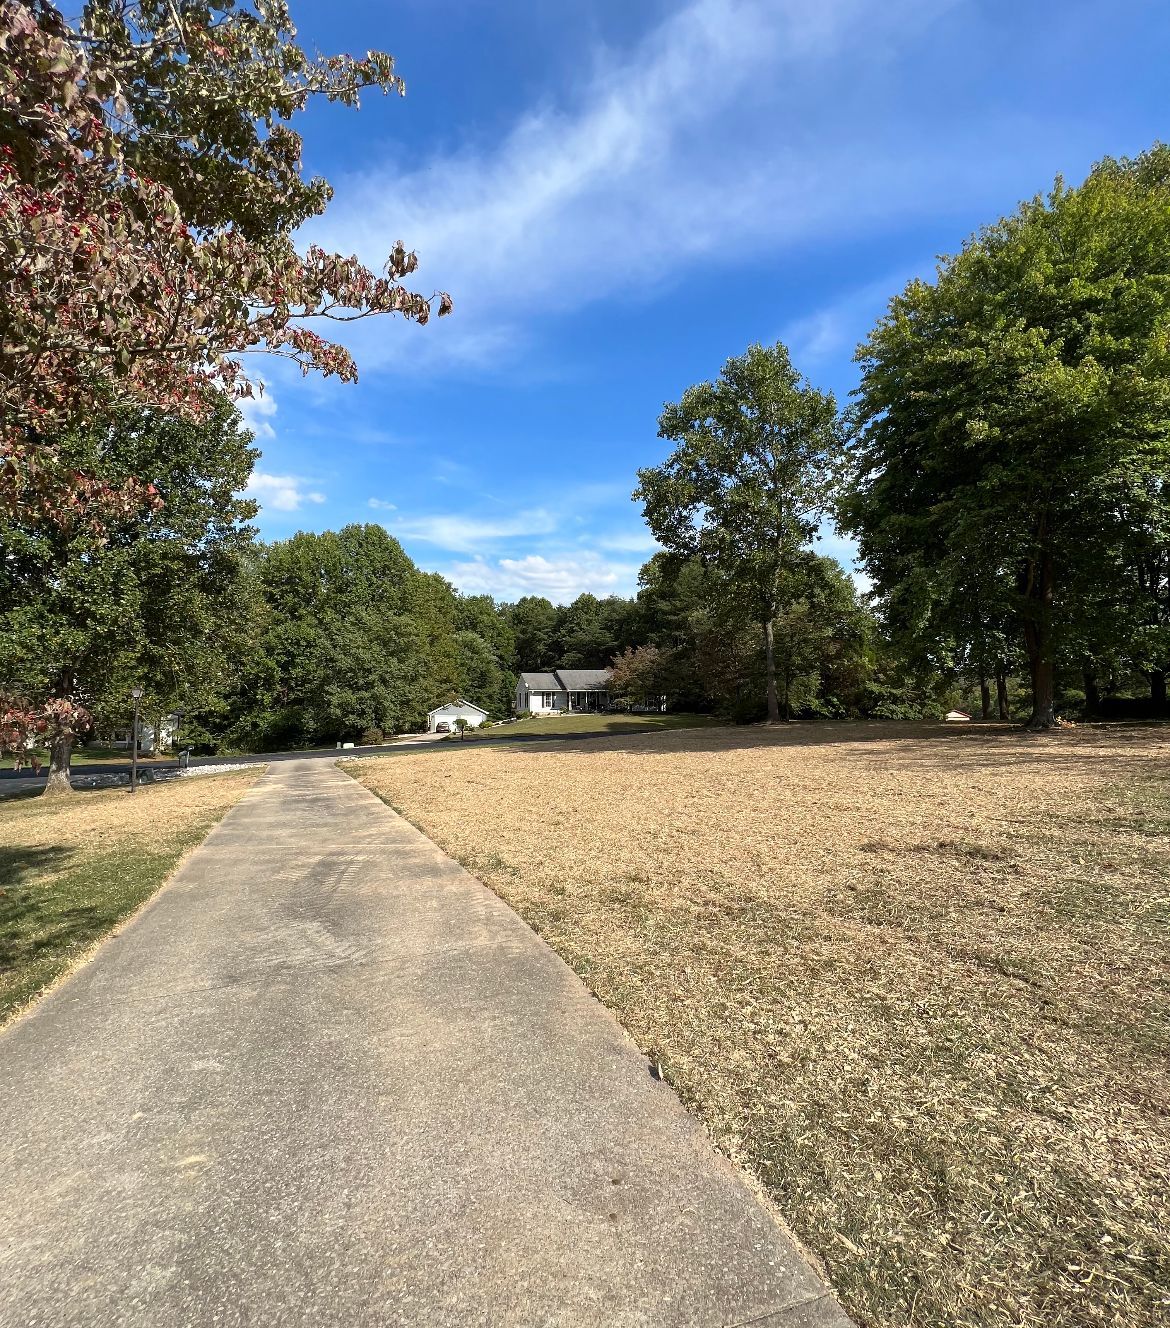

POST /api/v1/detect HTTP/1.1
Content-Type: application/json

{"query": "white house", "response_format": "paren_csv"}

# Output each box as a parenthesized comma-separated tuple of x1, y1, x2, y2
(107, 714, 181, 751)
(426, 699, 489, 733)
(515, 669, 612, 715)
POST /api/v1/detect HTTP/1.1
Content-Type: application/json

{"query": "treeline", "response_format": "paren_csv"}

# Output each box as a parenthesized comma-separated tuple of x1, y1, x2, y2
(7, 141, 1170, 780)
(4, 383, 1163, 769)
(200, 541, 950, 745)
(508, 556, 946, 722)
(0, 386, 944, 766)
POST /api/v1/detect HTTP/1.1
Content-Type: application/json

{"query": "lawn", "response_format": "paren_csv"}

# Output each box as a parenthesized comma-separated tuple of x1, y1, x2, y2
(0, 769, 263, 1023)
(0, 744, 179, 771)
(352, 721, 1170, 1328)
(460, 711, 721, 741)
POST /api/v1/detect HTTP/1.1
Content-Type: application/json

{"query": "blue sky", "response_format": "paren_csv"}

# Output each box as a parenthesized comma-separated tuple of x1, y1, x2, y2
(242, 0, 1170, 602)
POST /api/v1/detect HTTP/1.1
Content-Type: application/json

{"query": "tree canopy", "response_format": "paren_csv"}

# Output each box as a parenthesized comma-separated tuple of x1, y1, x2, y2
(844, 145, 1170, 727)
(0, 396, 258, 790)
(636, 341, 845, 721)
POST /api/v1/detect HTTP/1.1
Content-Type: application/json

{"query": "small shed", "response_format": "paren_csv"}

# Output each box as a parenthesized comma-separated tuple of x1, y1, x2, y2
(426, 700, 489, 733)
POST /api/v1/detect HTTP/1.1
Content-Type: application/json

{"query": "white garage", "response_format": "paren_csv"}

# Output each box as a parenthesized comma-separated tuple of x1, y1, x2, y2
(426, 699, 489, 733)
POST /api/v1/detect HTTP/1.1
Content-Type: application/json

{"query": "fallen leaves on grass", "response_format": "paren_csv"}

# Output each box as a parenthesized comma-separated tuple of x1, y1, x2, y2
(355, 722, 1170, 1328)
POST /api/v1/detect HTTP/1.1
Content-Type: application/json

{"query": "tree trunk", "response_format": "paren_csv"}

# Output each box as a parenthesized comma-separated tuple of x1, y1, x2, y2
(1083, 668, 1101, 717)
(979, 671, 991, 721)
(151, 712, 164, 757)
(996, 669, 1011, 722)
(1150, 670, 1168, 715)
(43, 733, 74, 796)
(1021, 545, 1057, 729)
(1024, 646, 1056, 729)
(763, 618, 780, 723)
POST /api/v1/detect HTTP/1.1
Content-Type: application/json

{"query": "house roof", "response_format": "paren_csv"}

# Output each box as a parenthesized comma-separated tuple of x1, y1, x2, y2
(519, 668, 613, 692)
(427, 699, 489, 716)
(554, 668, 612, 691)
(519, 672, 560, 690)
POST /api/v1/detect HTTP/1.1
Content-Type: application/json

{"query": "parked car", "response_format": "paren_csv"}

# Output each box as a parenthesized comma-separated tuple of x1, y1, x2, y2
(435, 721, 451, 733)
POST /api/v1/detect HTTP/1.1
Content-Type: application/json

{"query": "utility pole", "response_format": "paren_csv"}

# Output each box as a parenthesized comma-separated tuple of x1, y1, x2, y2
(130, 687, 143, 794)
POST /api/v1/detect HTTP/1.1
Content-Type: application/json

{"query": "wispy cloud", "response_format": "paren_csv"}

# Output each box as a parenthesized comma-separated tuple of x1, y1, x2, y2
(245, 472, 326, 513)
(445, 553, 642, 602)
(595, 530, 661, 554)
(306, 0, 1028, 376)
(386, 508, 560, 553)
(779, 270, 923, 373)
(367, 497, 398, 511)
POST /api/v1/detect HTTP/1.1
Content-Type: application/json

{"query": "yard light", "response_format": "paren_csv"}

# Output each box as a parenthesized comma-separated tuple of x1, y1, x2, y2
(130, 687, 143, 794)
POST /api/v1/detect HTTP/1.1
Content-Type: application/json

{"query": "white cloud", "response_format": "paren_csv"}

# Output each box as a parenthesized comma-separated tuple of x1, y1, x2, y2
(779, 270, 923, 372)
(595, 530, 661, 554)
(445, 553, 642, 602)
(367, 498, 398, 511)
(238, 386, 278, 440)
(387, 508, 560, 553)
(245, 472, 327, 513)
(306, 0, 1017, 376)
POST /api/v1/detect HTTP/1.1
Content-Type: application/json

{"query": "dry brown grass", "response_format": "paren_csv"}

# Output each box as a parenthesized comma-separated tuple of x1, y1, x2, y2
(1, 770, 263, 1021)
(353, 722, 1170, 1328)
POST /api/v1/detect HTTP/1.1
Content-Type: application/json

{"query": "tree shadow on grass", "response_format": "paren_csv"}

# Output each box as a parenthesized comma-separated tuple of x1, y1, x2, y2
(409, 722, 1168, 780)
(0, 846, 89, 975)
(0, 845, 69, 892)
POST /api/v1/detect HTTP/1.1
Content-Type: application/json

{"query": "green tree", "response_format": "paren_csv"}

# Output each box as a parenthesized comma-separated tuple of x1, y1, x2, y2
(0, 397, 257, 792)
(636, 342, 845, 722)
(508, 596, 558, 670)
(769, 556, 869, 721)
(236, 524, 447, 746)
(456, 594, 516, 668)
(554, 593, 627, 668)
(453, 630, 504, 714)
(845, 146, 1170, 728)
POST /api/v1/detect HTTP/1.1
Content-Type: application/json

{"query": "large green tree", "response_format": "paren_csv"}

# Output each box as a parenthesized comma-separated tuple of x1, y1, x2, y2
(636, 342, 845, 722)
(0, 397, 257, 791)
(844, 146, 1170, 728)
(224, 525, 464, 747)
(507, 596, 558, 671)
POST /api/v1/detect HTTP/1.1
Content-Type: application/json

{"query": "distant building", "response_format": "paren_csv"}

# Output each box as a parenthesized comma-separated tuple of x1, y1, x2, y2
(107, 714, 180, 750)
(426, 700, 489, 733)
(515, 669, 612, 715)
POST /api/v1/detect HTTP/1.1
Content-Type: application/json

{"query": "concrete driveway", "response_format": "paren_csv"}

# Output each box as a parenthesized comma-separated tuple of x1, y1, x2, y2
(0, 758, 851, 1327)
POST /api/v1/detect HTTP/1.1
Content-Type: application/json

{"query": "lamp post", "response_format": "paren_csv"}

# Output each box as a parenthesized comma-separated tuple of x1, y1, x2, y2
(130, 687, 143, 794)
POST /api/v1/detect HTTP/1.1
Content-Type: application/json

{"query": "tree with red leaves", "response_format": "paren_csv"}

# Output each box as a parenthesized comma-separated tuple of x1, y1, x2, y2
(0, 0, 449, 524)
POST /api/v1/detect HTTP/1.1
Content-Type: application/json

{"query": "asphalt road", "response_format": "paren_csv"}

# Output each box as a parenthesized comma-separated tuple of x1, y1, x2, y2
(0, 758, 851, 1327)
